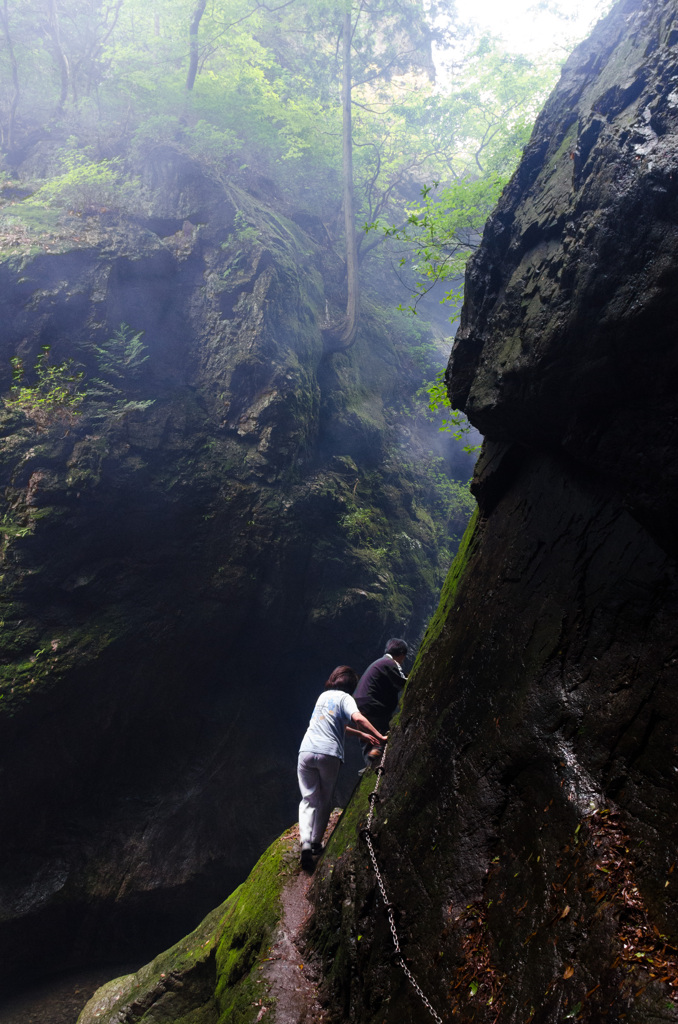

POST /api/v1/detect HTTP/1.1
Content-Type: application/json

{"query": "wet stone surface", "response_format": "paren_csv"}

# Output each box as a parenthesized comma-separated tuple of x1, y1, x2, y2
(0, 965, 138, 1024)
(258, 814, 341, 1024)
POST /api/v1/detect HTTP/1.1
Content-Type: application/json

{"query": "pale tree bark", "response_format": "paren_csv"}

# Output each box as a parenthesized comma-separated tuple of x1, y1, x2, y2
(0, 0, 20, 151)
(77, 0, 124, 98)
(186, 0, 208, 91)
(46, 0, 70, 112)
(185, 1, 300, 96)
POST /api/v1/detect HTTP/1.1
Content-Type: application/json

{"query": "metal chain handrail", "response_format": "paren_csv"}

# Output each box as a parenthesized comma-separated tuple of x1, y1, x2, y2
(361, 744, 445, 1024)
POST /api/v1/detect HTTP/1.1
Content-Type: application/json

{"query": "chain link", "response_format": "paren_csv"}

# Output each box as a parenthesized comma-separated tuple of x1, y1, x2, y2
(362, 745, 445, 1024)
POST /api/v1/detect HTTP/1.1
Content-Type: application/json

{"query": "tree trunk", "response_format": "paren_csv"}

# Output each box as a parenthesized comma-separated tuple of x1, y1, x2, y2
(186, 0, 207, 92)
(0, 0, 20, 151)
(340, 6, 359, 349)
(47, 0, 70, 112)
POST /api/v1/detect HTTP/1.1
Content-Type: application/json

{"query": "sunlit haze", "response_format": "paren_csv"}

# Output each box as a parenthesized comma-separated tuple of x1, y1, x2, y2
(454, 0, 612, 53)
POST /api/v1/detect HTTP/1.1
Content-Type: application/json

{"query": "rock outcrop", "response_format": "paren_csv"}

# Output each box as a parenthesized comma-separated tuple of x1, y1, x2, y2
(16, 0, 678, 1019)
(304, 1, 678, 1021)
(76, 816, 336, 1024)
(0, 156, 474, 988)
(76, 825, 304, 1024)
(63, 2, 678, 1021)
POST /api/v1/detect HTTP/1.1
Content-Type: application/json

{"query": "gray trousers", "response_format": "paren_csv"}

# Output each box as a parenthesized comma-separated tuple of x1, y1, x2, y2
(297, 751, 341, 846)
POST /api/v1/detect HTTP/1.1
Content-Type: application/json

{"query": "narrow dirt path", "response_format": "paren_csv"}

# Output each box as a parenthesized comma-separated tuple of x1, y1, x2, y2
(258, 812, 341, 1024)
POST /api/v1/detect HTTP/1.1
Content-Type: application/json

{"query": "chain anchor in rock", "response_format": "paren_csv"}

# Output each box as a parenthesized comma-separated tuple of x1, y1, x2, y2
(362, 744, 445, 1024)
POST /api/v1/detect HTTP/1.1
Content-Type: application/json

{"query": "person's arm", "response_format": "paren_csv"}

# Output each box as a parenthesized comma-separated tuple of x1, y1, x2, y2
(385, 659, 407, 685)
(346, 724, 382, 743)
(350, 710, 387, 745)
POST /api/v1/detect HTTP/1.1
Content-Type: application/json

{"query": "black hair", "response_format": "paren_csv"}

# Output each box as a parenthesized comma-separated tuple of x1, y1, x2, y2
(325, 665, 359, 693)
(385, 638, 408, 658)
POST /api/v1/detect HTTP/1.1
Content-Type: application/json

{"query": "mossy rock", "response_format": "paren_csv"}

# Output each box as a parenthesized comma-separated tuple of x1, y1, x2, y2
(78, 825, 302, 1024)
(0, 148, 476, 984)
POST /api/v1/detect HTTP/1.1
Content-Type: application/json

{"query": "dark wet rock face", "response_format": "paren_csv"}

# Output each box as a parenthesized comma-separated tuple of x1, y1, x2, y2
(451, 0, 678, 555)
(307, 1, 678, 1022)
(0, 158, 473, 988)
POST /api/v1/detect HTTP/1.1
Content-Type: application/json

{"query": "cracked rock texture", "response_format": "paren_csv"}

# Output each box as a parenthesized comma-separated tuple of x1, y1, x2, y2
(305, 1, 678, 1022)
(10, 0, 678, 1020)
(0, 155, 473, 989)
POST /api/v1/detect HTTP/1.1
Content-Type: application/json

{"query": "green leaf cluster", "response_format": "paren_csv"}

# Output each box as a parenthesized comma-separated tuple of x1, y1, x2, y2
(89, 323, 154, 415)
(340, 504, 386, 544)
(422, 369, 479, 452)
(3, 324, 153, 430)
(29, 153, 152, 217)
(373, 40, 561, 316)
(91, 322, 147, 387)
(5, 346, 85, 428)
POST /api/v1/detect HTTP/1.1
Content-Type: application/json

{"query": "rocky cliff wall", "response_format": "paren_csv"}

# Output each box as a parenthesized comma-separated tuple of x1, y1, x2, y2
(304, 1, 678, 1021)
(0, 154, 474, 989)
(56, 2, 678, 1022)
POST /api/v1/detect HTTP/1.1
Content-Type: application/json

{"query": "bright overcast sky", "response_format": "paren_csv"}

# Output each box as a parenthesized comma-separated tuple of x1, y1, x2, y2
(453, 0, 613, 54)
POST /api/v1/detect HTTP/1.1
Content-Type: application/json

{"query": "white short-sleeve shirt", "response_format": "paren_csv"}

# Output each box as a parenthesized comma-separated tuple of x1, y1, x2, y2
(299, 689, 358, 760)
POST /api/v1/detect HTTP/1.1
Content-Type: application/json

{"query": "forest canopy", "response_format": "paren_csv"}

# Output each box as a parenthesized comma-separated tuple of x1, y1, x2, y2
(0, 0, 595, 326)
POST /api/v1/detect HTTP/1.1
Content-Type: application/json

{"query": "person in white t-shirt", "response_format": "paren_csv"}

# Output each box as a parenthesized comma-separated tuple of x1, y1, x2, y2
(298, 665, 387, 870)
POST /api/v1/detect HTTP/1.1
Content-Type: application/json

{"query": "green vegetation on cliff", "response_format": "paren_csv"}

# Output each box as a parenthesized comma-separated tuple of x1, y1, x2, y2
(0, 151, 481, 986)
(411, 505, 480, 658)
(78, 827, 302, 1024)
(0, 0, 564, 344)
(0, 0, 613, 1002)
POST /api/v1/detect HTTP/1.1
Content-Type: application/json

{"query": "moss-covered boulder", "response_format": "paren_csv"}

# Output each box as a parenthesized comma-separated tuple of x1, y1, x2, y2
(77, 826, 301, 1024)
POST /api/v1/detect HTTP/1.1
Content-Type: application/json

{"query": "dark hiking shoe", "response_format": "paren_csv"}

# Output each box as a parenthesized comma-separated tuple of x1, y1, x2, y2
(301, 845, 314, 871)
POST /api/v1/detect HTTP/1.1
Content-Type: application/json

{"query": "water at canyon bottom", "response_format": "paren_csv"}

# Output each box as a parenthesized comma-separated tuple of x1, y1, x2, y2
(0, 964, 140, 1024)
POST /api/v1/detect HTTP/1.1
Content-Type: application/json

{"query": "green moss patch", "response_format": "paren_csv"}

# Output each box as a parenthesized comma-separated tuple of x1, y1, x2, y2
(322, 781, 372, 865)
(78, 827, 301, 1024)
(214, 827, 299, 1021)
(305, 786, 374, 999)
(410, 506, 480, 666)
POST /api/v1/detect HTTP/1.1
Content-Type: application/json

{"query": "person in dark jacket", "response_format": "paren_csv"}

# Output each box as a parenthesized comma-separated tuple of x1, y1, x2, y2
(353, 638, 408, 764)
